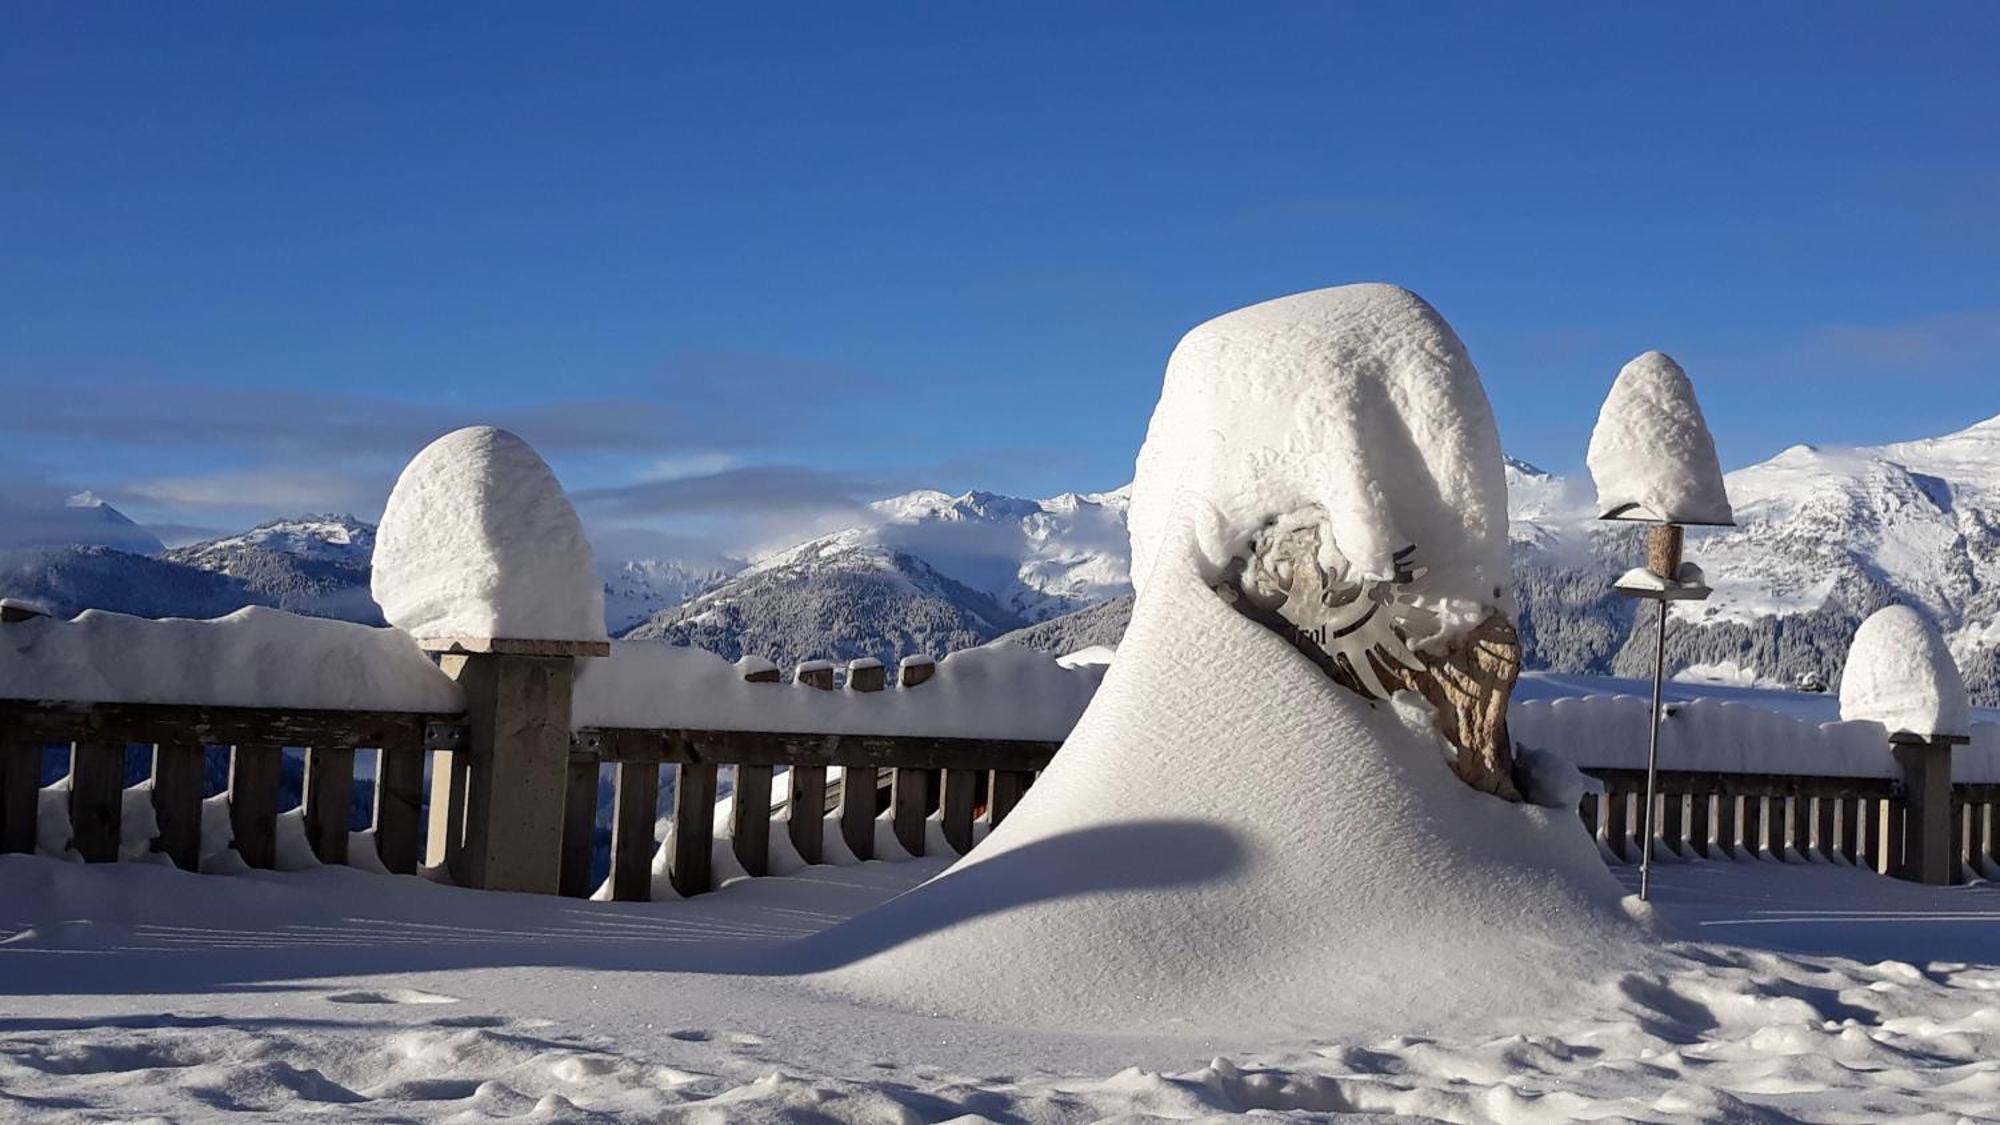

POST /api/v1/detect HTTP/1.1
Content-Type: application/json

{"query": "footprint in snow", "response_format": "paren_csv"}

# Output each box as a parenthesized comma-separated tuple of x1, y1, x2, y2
(325, 987, 460, 1005)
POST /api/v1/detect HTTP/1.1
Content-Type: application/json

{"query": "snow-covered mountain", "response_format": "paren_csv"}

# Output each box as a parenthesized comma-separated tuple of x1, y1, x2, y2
(9, 413, 1997, 703)
(603, 558, 740, 634)
(620, 487, 1132, 666)
(0, 491, 164, 555)
(1000, 417, 2000, 706)
(174, 514, 376, 566)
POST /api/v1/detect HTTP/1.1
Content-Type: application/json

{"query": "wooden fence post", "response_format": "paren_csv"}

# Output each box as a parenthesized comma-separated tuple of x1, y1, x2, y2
(558, 745, 599, 898)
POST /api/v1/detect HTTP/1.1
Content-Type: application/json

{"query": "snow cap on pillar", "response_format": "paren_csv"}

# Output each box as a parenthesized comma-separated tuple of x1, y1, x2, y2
(1839, 605, 1969, 739)
(1586, 351, 1734, 525)
(373, 426, 608, 646)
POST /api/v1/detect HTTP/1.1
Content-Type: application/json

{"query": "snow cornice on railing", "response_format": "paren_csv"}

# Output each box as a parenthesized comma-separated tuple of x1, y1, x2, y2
(571, 640, 1103, 743)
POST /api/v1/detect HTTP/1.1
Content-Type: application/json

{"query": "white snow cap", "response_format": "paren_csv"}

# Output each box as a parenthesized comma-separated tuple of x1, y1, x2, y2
(1839, 605, 1970, 739)
(1586, 351, 1734, 525)
(372, 426, 607, 644)
(1127, 283, 1513, 638)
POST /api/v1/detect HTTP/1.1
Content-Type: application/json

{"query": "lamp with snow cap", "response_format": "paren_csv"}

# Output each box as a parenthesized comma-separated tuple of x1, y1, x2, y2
(1586, 350, 1735, 900)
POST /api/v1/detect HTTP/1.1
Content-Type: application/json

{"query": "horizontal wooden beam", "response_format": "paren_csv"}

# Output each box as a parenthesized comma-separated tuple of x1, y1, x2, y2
(572, 727, 1059, 773)
(1586, 767, 1899, 801)
(0, 700, 458, 750)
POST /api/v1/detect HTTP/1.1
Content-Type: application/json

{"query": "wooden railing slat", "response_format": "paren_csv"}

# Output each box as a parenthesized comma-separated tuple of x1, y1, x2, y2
(68, 740, 123, 862)
(558, 758, 598, 898)
(612, 762, 660, 901)
(227, 744, 283, 869)
(788, 764, 828, 865)
(575, 726, 1058, 773)
(0, 740, 38, 855)
(669, 755, 716, 897)
(303, 746, 355, 866)
(839, 763, 876, 861)
(1687, 792, 1711, 859)
(1712, 793, 1737, 859)
(0, 701, 454, 752)
(374, 740, 427, 876)
(150, 741, 203, 871)
(941, 768, 978, 855)
(892, 767, 927, 857)
(732, 764, 774, 877)
(989, 769, 1031, 828)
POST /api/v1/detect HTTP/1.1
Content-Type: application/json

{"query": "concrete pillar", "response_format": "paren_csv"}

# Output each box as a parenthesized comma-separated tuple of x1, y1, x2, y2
(420, 637, 605, 893)
(1890, 732, 1967, 885)
(438, 651, 575, 893)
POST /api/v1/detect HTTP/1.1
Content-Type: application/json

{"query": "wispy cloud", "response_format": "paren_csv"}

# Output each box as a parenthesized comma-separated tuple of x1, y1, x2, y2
(1795, 309, 2000, 375)
(0, 380, 713, 459)
(121, 467, 382, 512)
(573, 464, 903, 521)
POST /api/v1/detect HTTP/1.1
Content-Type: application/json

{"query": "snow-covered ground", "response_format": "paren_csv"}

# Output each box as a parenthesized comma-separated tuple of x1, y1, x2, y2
(5, 852, 2000, 1122)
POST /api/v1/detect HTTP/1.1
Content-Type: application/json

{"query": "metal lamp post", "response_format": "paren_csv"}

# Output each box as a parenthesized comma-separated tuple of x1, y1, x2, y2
(1602, 516, 1725, 900)
(1587, 350, 1736, 902)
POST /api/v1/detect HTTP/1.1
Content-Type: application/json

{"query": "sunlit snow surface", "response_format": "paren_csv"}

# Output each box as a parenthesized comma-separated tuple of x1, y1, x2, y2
(4, 854, 2000, 1122)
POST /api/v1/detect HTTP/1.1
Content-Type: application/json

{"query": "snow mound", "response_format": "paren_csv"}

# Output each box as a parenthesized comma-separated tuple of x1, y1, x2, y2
(1839, 605, 1970, 739)
(809, 285, 1644, 1033)
(1586, 351, 1734, 525)
(0, 606, 462, 711)
(1127, 283, 1512, 639)
(372, 427, 607, 644)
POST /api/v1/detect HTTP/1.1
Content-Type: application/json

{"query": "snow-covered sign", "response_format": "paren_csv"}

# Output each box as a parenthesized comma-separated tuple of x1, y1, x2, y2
(1586, 351, 1734, 525)
(372, 427, 608, 646)
(1840, 605, 1970, 740)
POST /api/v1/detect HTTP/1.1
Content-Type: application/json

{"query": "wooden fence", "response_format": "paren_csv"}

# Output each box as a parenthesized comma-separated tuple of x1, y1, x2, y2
(0, 660, 1054, 901)
(1580, 767, 2000, 884)
(0, 700, 456, 873)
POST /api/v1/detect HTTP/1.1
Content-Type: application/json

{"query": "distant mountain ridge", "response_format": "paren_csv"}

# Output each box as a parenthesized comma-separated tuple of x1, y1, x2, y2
(619, 487, 1131, 667)
(7, 413, 1998, 703)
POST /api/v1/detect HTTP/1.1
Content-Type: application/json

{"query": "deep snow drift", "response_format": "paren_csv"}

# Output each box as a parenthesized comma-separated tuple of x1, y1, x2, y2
(1840, 604, 1971, 738)
(1586, 350, 1734, 526)
(807, 285, 1646, 1033)
(371, 426, 607, 645)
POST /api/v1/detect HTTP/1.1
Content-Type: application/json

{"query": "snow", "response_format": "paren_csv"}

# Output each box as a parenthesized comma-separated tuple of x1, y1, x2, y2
(1511, 671, 2000, 783)
(1127, 283, 1513, 640)
(1840, 604, 1971, 739)
(573, 641, 1102, 739)
(372, 427, 607, 645)
(803, 284, 1640, 1033)
(1586, 350, 1735, 525)
(7, 850, 2000, 1120)
(0, 605, 462, 711)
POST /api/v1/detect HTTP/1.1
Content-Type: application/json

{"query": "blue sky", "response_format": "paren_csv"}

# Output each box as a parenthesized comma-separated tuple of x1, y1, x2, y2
(4, 3, 1997, 557)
